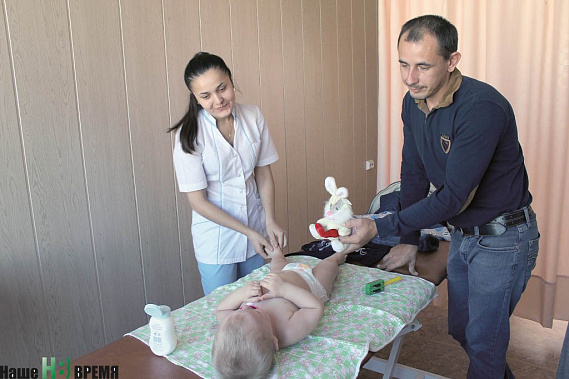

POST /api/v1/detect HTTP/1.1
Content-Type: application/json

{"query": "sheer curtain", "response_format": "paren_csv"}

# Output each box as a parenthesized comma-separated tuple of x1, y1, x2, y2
(377, 0, 569, 327)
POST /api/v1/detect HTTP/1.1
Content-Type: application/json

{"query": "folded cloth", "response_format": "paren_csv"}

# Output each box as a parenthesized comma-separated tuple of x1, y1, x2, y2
(295, 233, 439, 269)
(291, 240, 391, 267)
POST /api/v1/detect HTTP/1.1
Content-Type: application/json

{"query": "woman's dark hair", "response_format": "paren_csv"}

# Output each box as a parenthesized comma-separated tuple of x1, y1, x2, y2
(168, 52, 233, 153)
(397, 15, 458, 60)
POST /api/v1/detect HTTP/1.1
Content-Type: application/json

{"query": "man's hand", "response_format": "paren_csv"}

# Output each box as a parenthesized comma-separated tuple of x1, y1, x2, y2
(378, 244, 419, 276)
(339, 218, 378, 253)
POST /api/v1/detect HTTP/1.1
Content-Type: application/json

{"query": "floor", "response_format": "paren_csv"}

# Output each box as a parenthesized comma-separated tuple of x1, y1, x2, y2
(358, 302, 567, 379)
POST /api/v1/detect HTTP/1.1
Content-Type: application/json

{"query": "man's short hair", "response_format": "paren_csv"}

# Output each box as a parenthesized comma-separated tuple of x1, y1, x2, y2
(398, 15, 458, 60)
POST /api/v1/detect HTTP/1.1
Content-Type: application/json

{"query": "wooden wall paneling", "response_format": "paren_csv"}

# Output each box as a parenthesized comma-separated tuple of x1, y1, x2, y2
(199, 0, 233, 70)
(365, 0, 378, 201)
(302, 0, 326, 223)
(68, 1, 146, 342)
(387, 3, 403, 185)
(336, 0, 355, 196)
(376, 0, 391, 189)
(230, 0, 261, 107)
(120, 0, 184, 308)
(256, 1, 288, 252)
(281, 0, 308, 252)
(320, 0, 341, 182)
(163, 0, 203, 303)
(351, 0, 368, 213)
(5, 0, 104, 359)
(0, 4, 51, 366)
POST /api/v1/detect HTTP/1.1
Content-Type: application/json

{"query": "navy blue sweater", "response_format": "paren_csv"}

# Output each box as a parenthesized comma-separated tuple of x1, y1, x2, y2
(376, 72, 532, 245)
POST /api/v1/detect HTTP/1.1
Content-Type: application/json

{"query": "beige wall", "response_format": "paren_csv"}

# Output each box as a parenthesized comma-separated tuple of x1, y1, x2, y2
(0, 0, 378, 365)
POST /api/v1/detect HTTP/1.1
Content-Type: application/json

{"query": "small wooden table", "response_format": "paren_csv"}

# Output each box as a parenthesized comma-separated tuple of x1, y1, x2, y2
(64, 336, 200, 379)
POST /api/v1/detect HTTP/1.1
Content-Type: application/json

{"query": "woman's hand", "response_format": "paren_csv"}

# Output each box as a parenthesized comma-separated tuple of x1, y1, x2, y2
(266, 220, 287, 248)
(187, 190, 274, 257)
(247, 230, 273, 259)
(254, 165, 287, 247)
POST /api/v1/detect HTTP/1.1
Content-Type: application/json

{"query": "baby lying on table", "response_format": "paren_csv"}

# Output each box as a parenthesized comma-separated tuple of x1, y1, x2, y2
(212, 245, 347, 378)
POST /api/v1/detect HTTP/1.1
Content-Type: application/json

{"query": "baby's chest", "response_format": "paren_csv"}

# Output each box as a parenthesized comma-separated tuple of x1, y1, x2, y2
(260, 297, 298, 316)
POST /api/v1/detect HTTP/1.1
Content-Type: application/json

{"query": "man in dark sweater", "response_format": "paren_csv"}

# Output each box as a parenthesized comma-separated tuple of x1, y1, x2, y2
(341, 15, 539, 379)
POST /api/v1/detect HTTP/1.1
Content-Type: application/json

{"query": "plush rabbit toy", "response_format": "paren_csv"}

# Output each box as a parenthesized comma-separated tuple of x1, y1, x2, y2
(309, 177, 354, 252)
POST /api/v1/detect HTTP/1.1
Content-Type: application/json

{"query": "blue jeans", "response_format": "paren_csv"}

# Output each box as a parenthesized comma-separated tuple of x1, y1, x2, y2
(447, 212, 539, 379)
(198, 254, 265, 295)
(558, 324, 569, 379)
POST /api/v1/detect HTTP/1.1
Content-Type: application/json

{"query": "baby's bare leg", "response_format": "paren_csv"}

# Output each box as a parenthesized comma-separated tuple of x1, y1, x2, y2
(312, 252, 344, 295)
(267, 245, 288, 273)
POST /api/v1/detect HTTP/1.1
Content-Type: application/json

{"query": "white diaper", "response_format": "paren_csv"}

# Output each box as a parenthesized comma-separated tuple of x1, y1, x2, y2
(281, 263, 329, 302)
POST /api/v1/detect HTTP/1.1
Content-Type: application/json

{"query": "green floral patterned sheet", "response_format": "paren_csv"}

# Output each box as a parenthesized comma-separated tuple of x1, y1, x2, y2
(127, 256, 436, 379)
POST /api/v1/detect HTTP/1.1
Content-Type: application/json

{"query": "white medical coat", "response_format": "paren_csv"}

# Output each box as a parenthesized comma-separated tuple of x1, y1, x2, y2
(173, 103, 279, 264)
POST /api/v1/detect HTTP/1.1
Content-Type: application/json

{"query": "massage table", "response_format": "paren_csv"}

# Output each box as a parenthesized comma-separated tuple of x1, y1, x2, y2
(69, 245, 449, 379)
(359, 242, 449, 379)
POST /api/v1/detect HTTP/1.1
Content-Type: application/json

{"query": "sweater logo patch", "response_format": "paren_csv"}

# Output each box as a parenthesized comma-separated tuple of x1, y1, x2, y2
(440, 134, 451, 154)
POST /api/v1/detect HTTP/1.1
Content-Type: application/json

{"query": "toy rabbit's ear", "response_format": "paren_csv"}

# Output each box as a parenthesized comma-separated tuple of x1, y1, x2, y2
(336, 187, 349, 199)
(325, 177, 337, 195)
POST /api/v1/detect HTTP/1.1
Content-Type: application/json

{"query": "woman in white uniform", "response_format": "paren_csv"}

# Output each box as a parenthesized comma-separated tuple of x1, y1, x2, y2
(170, 52, 287, 295)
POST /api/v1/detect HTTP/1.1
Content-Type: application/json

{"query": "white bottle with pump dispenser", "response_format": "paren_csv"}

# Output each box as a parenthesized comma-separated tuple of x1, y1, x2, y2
(144, 304, 178, 356)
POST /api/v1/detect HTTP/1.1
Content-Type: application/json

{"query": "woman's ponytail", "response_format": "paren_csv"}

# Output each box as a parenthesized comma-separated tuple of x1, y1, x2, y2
(169, 93, 201, 153)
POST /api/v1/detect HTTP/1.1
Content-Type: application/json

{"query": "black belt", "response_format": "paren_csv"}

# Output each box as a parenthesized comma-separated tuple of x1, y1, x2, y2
(450, 206, 535, 236)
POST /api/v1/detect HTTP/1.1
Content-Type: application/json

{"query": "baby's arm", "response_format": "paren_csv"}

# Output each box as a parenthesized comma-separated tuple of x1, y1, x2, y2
(215, 280, 262, 323)
(260, 274, 324, 347)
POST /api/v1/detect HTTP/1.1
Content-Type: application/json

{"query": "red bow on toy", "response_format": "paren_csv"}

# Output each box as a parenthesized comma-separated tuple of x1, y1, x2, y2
(314, 223, 339, 238)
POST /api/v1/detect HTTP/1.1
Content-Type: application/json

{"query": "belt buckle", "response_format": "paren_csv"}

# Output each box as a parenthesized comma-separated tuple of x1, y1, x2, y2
(448, 224, 476, 236)
(456, 223, 507, 236)
(481, 222, 507, 236)
(453, 226, 475, 236)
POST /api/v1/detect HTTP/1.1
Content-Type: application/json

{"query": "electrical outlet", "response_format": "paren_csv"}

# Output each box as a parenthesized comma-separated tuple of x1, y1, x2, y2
(365, 160, 375, 170)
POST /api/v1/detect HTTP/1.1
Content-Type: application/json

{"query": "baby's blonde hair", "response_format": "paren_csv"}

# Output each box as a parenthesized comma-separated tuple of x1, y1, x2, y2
(212, 313, 276, 379)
